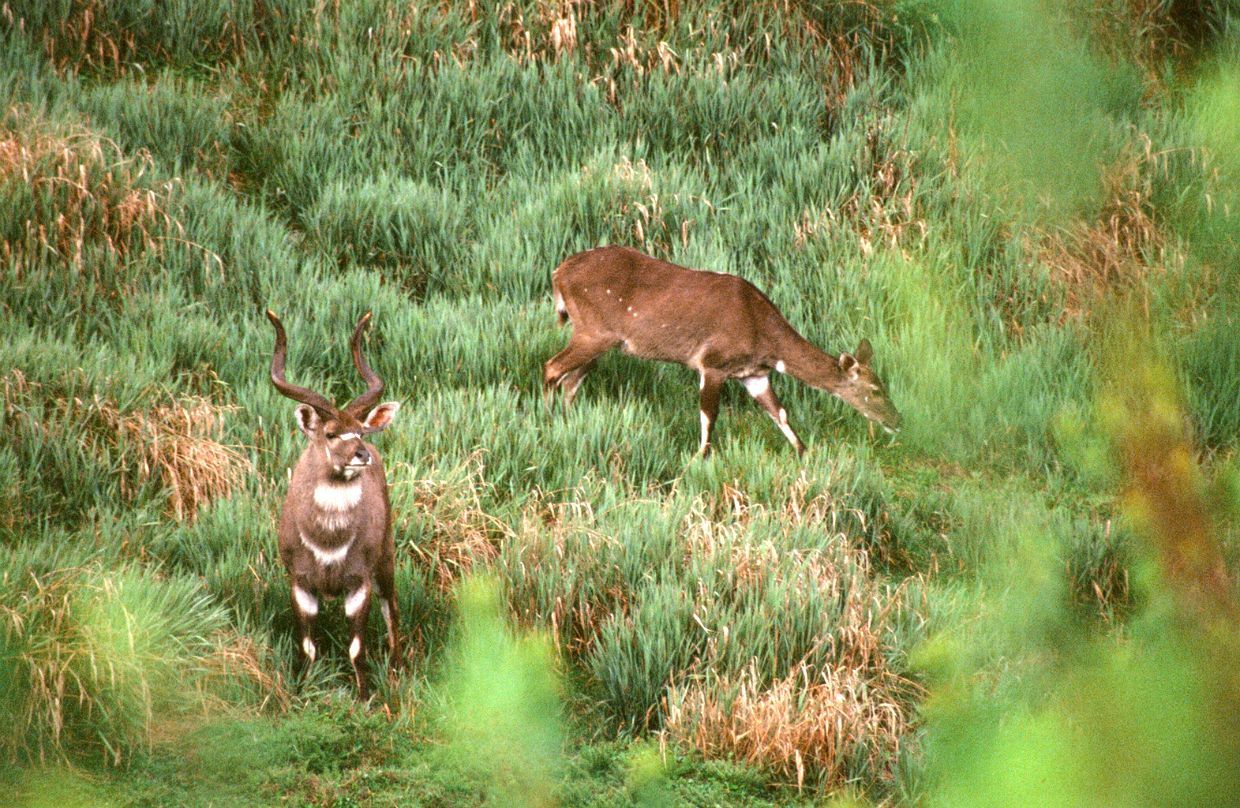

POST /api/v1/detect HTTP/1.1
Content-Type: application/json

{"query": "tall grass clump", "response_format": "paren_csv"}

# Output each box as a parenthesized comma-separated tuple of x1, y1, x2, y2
(438, 576, 563, 807)
(917, 315, 1240, 806)
(0, 557, 280, 765)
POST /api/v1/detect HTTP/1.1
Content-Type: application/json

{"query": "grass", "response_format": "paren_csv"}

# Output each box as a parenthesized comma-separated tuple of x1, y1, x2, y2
(2, 0, 1239, 803)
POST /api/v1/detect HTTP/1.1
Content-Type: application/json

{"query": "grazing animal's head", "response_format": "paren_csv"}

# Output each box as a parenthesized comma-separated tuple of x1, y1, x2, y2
(832, 339, 901, 433)
(267, 310, 400, 480)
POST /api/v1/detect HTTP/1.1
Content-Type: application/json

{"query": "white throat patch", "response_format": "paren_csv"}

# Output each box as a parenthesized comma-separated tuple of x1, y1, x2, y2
(314, 482, 363, 512)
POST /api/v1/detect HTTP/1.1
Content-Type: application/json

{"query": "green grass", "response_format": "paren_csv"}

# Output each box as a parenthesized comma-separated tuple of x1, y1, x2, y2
(3, 0, 1239, 803)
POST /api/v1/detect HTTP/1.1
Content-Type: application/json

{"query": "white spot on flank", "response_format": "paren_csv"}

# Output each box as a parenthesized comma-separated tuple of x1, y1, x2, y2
(345, 585, 369, 618)
(300, 532, 354, 566)
(349, 636, 361, 661)
(293, 585, 318, 617)
(742, 376, 770, 397)
(302, 636, 317, 663)
(627, 306, 632, 312)
(775, 360, 787, 373)
(606, 288, 612, 295)
(314, 482, 363, 511)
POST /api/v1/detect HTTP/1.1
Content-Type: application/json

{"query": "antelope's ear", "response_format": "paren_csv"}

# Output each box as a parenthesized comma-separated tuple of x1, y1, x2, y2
(362, 401, 401, 432)
(855, 338, 873, 365)
(294, 404, 321, 436)
(839, 353, 858, 374)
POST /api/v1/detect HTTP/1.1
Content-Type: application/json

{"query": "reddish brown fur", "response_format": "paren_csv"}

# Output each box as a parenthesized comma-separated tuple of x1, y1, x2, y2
(544, 246, 900, 455)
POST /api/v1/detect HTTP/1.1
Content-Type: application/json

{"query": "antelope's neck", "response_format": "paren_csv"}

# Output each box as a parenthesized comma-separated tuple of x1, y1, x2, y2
(777, 332, 846, 392)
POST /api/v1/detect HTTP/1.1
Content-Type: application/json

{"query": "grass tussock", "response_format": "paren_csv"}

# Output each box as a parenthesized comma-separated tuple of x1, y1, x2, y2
(1040, 136, 1170, 317)
(663, 658, 908, 791)
(102, 396, 252, 523)
(0, 562, 281, 764)
(2, 371, 251, 522)
(0, 112, 178, 300)
(398, 456, 507, 594)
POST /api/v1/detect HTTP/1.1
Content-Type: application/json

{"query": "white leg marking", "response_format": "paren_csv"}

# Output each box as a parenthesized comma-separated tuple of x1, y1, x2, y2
(302, 636, 317, 663)
(345, 584, 369, 618)
(775, 360, 787, 373)
(700, 410, 711, 452)
(779, 407, 788, 425)
(699, 372, 705, 391)
(778, 420, 801, 448)
(380, 600, 395, 646)
(293, 585, 318, 617)
(742, 375, 770, 397)
(349, 636, 362, 661)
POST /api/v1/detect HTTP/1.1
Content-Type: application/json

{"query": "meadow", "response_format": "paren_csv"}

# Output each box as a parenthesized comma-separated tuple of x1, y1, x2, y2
(1, 0, 1238, 804)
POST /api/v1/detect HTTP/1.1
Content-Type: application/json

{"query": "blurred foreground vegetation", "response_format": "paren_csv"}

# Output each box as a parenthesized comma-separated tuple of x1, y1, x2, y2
(2, 0, 1238, 804)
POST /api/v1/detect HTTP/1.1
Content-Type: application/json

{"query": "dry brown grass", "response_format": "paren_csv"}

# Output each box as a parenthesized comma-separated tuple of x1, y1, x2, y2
(665, 476, 916, 789)
(4, 0, 248, 73)
(100, 396, 253, 522)
(1039, 135, 1173, 319)
(663, 659, 909, 790)
(2, 371, 251, 522)
(0, 111, 179, 295)
(795, 117, 926, 258)
(394, 453, 508, 593)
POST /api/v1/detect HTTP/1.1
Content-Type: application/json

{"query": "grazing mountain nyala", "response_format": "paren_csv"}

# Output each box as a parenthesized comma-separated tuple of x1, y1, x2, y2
(544, 245, 901, 456)
(267, 310, 401, 697)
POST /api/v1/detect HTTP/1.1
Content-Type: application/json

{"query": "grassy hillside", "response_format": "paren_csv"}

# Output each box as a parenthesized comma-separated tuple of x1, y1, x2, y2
(2, 0, 1238, 804)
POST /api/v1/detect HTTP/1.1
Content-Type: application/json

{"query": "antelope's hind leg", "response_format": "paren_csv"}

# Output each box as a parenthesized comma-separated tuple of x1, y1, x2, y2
(543, 336, 613, 409)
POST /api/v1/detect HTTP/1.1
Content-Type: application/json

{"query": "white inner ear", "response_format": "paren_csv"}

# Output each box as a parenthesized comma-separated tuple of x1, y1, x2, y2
(363, 401, 401, 432)
(295, 404, 320, 436)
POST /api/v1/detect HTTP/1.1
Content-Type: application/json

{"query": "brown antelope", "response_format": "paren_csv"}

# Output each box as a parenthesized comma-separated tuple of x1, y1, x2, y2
(543, 246, 901, 456)
(267, 310, 401, 697)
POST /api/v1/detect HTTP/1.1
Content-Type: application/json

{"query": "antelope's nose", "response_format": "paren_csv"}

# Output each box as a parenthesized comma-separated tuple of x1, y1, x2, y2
(352, 447, 371, 465)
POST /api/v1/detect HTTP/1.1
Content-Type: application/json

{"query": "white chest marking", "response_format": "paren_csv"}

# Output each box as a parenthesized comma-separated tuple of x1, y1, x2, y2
(314, 482, 363, 511)
(300, 531, 354, 566)
(775, 360, 787, 373)
(742, 376, 770, 397)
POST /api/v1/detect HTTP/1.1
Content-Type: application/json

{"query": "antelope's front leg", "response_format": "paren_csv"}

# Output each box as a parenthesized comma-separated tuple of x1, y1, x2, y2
(291, 577, 320, 669)
(697, 370, 725, 457)
(343, 576, 373, 697)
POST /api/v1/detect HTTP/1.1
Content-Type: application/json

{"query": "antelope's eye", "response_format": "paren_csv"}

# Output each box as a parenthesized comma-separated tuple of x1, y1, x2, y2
(325, 431, 338, 440)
